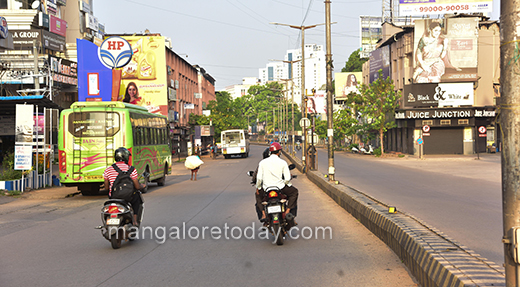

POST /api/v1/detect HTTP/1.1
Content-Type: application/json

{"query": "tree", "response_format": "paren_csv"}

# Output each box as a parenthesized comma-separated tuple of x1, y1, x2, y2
(345, 70, 401, 154)
(341, 49, 368, 73)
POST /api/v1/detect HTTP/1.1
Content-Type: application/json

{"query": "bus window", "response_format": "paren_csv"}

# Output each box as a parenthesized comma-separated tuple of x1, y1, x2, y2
(69, 112, 120, 137)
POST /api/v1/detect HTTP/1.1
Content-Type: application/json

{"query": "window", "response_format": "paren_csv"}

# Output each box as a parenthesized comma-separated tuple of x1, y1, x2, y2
(440, 120, 451, 125)
(69, 112, 120, 137)
(458, 119, 469, 125)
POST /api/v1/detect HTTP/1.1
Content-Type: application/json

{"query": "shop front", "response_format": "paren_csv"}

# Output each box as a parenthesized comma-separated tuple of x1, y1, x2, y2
(389, 107, 496, 155)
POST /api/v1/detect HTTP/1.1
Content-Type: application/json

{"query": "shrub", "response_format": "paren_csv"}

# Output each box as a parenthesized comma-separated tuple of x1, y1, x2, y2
(373, 147, 382, 157)
(0, 152, 23, 181)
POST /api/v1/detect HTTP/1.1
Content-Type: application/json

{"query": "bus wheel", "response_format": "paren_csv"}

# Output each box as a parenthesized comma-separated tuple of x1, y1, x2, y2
(141, 169, 150, 193)
(156, 166, 167, 186)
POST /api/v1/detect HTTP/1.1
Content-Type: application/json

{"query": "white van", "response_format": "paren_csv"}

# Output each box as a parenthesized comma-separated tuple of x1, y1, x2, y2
(221, 129, 250, 159)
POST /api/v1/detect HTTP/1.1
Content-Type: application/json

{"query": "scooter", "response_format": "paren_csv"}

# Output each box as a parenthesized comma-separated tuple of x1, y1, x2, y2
(96, 186, 145, 249)
(360, 145, 373, 154)
(351, 146, 360, 153)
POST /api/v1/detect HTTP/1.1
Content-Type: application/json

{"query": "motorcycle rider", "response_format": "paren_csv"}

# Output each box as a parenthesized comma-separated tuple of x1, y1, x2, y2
(255, 142, 298, 222)
(103, 147, 145, 226)
(252, 148, 271, 220)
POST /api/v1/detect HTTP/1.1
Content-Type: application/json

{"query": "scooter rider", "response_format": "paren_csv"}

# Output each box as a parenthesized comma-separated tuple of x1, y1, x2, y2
(256, 142, 298, 221)
(103, 147, 145, 226)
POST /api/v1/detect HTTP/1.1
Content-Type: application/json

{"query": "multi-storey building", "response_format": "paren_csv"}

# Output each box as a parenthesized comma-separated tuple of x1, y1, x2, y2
(362, 15, 499, 155)
(224, 77, 260, 99)
(259, 44, 326, 109)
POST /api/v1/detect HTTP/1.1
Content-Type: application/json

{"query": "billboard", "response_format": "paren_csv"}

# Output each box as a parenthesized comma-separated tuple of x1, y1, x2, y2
(369, 46, 390, 83)
(404, 82, 474, 107)
(335, 72, 362, 101)
(118, 36, 168, 116)
(413, 18, 478, 84)
(399, 0, 492, 16)
(307, 91, 327, 114)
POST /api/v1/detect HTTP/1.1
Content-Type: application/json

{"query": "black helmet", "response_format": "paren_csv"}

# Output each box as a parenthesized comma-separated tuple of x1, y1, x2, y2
(262, 148, 270, 159)
(114, 147, 131, 164)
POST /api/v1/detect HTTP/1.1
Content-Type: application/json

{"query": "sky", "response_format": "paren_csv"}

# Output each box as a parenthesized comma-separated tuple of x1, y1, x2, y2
(93, 0, 500, 91)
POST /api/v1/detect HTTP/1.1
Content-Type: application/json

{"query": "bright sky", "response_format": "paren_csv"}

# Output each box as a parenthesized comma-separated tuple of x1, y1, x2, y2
(93, 0, 500, 91)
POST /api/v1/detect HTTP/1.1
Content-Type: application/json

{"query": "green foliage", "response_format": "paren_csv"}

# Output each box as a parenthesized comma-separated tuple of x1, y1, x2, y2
(189, 85, 301, 139)
(341, 49, 368, 73)
(344, 70, 401, 154)
(0, 152, 23, 181)
(373, 146, 382, 157)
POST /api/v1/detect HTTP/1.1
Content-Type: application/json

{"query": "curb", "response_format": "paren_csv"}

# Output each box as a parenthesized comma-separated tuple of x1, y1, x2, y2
(282, 149, 505, 287)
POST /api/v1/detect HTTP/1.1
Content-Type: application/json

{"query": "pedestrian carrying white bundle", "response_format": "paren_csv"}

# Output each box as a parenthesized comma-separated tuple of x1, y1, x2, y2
(185, 155, 204, 170)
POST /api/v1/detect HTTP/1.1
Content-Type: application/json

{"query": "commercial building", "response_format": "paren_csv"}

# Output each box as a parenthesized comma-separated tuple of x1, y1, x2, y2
(362, 15, 499, 155)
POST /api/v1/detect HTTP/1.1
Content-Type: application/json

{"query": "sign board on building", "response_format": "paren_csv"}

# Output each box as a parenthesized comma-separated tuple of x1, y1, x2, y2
(478, 126, 487, 137)
(49, 15, 66, 37)
(85, 13, 99, 31)
(79, 1, 91, 13)
(395, 108, 495, 120)
(38, 12, 50, 29)
(369, 46, 390, 83)
(404, 82, 474, 107)
(49, 55, 78, 86)
(0, 17, 8, 39)
(98, 36, 133, 69)
(399, 0, 492, 16)
(11, 29, 65, 52)
(412, 18, 478, 84)
(184, 103, 195, 109)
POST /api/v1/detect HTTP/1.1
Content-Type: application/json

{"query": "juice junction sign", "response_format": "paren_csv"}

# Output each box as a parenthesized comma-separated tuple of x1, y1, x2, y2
(395, 108, 495, 119)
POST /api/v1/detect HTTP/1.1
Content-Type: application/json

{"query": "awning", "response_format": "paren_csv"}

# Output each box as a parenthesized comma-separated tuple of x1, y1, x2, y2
(0, 95, 62, 115)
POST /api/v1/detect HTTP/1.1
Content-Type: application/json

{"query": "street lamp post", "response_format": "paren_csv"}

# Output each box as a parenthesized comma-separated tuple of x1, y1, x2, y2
(270, 22, 326, 172)
(270, 58, 301, 154)
(325, 0, 335, 181)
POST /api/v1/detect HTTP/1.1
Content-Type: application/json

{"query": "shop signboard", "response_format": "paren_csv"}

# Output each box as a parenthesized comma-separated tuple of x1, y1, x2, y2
(404, 82, 474, 107)
(49, 55, 78, 86)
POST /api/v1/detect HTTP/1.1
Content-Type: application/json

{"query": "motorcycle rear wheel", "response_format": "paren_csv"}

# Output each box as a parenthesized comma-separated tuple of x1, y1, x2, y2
(273, 223, 284, 246)
(111, 230, 122, 249)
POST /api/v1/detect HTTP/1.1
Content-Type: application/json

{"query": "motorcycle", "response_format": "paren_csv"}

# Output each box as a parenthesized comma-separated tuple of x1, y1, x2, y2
(360, 145, 373, 155)
(96, 187, 144, 249)
(248, 164, 297, 245)
(295, 141, 301, 151)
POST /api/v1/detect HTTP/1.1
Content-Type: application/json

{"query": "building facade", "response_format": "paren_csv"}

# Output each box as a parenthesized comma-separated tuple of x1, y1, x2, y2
(362, 16, 499, 155)
(259, 44, 326, 109)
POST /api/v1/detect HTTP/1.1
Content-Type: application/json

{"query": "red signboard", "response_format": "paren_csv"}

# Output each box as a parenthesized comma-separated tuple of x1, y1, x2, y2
(49, 15, 66, 37)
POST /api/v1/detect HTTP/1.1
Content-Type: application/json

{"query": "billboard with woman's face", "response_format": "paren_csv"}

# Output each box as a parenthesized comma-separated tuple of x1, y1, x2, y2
(412, 18, 478, 84)
(334, 72, 362, 100)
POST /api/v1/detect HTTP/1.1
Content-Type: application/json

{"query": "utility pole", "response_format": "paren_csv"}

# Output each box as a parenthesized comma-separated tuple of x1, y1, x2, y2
(33, 40, 39, 90)
(501, 0, 520, 286)
(325, 0, 335, 181)
(270, 22, 326, 171)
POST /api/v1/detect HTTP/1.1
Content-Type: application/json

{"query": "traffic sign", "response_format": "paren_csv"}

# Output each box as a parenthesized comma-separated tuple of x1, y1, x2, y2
(422, 125, 430, 133)
(416, 138, 423, 145)
(299, 117, 310, 128)
(478, 126, 487, 137)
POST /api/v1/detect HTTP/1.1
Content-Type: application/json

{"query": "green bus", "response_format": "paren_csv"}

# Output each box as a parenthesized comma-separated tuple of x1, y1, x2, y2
(58, 101, 171, 196)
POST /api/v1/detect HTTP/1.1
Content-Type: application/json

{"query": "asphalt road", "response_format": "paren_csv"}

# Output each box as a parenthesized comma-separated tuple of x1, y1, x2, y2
(0, 146, 416, 287)
(294, 145, 503, 265)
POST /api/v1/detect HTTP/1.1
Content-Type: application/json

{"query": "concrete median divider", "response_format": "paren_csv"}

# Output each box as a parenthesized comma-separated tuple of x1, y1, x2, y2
(283, 149, 505, 287)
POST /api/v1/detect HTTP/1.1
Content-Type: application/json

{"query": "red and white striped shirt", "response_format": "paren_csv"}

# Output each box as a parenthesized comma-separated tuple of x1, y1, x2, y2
(103, 162, 138, 197)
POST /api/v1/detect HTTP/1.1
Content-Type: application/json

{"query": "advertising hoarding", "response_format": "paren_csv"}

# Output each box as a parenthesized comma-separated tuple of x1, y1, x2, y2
(369, 46, 390, 83)
(412, 18, 478, 84)
(335, 72, 362, 101)
(399, 0, 492, 16)
(118, 36, 168, 116)
(404, 82, 474, 107)
(15, 104, 34, 145)
(307, 91, 327, 114)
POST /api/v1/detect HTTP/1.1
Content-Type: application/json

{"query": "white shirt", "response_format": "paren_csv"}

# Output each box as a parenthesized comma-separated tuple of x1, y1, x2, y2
(256, 154, 292, 190)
